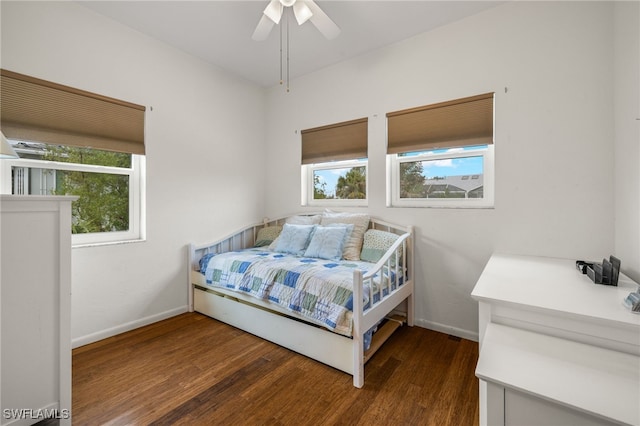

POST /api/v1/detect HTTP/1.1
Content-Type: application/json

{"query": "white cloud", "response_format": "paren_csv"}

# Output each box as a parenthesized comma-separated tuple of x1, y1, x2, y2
(423, 159, 454, 168)
(445, 147, 465, 154)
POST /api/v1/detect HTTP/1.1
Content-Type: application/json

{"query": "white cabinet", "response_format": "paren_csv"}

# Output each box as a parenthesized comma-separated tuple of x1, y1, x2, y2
(472, 254, 640, 426)
(1, 195, 74, 426)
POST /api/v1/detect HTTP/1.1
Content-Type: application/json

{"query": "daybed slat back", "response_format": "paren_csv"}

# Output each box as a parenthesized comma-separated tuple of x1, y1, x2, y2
(193, 216, 411, 262)
(361, 233, 408, 314)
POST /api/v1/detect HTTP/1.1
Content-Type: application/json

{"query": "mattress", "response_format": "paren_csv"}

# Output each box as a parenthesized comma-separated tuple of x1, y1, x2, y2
(196, 248, 401, 337)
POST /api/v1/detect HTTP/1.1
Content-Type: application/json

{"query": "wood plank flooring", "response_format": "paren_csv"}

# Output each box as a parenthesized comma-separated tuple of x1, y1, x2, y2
(72, 313, 480, 425)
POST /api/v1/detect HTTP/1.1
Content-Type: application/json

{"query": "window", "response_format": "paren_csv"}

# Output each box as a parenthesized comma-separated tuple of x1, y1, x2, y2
(389, 145, 493, 207)
(0, 69, 146, 245)
(304, 159, 367, 206)
(301, 117, 368, 206)
(386, 93, 494, 208)
(1, 142, 144, 245)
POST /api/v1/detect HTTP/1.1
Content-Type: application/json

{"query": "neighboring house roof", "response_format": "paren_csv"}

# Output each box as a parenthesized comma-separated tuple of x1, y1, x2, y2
(11, 141, 48, 158)
(425, 174, 483, 193)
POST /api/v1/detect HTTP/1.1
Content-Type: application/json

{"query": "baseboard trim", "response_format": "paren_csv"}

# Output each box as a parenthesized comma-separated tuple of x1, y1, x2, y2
(415, 318, 479, 342)
(72, 308, 478, 348)
(72, 306, 189, 349)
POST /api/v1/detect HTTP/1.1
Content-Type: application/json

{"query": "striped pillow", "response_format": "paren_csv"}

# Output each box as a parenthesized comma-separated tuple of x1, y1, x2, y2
(320, 212, 370, 261)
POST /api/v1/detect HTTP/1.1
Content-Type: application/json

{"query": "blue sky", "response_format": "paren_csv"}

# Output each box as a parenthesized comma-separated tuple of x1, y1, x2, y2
(421, 155, 483, 179)
(314, 167, 354, 197)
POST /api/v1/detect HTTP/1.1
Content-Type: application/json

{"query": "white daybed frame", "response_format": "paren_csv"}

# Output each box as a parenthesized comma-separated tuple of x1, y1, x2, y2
(188, 214, 414, 388)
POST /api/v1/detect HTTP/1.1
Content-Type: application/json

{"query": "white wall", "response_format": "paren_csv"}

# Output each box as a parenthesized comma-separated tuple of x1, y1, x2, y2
(614, 1, 640, 282)
(264, 1, 628, 339)
(1, 1, 635, 345)
(1, 1, 266, 346)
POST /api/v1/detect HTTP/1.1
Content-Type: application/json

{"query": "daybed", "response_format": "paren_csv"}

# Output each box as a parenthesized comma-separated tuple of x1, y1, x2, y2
(188, 212, 414, 388)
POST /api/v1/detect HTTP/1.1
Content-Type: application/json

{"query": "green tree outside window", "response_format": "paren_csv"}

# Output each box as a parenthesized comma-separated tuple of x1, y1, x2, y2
(335, 167, 366, 199)
(44, 146, 131, 234)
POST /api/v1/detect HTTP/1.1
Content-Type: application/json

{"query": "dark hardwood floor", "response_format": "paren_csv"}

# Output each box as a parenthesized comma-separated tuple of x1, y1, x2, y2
(73, 312, 479, 425)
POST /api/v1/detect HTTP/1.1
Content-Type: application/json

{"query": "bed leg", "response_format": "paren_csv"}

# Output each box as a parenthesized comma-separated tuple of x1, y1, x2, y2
(188, 243, 195, 312)
(353, 364, 364, 388)
(353, 331, 364, 388)
(353, 269, 364, 388)
(407, 293, 414, 327)
(188, 284, 194, 312)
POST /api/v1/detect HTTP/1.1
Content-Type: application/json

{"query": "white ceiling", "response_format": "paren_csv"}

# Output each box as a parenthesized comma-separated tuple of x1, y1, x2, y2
(79, 1, 503, 88)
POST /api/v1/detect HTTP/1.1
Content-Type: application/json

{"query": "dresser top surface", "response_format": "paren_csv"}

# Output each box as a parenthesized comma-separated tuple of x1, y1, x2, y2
(471, 254, 640, 328)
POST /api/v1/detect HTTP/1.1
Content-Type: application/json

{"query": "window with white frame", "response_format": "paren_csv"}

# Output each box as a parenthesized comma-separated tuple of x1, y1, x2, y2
(388, 145, 493, 207)
(301, 117, 368, 206)
(0, 142, 145, 245)
(304, 158, 368, 206)
(0, 69, 146, 245)
(386, 93, 494, 208)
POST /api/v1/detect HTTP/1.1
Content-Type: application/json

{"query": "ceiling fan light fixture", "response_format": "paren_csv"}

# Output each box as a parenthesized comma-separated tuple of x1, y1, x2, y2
(263, 0, 283, 24)
(253, 0, 340, 91)
(293, 1, 313, 25)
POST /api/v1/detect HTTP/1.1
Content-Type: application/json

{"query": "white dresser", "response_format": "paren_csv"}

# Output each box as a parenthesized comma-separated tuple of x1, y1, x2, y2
(471, 254, 640, 426)
(1, 195, 74, 426)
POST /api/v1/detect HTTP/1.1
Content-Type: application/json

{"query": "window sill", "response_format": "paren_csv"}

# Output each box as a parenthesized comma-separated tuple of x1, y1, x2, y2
(73, 238, 146, 249)
(388, 203, 495, 209)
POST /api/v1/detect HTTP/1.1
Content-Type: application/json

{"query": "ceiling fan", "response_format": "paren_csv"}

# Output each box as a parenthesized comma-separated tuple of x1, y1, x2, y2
(252, 0, 341, 41)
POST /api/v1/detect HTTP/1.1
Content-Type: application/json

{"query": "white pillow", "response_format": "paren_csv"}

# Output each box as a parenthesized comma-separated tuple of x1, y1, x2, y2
(286, 214, 322, 225)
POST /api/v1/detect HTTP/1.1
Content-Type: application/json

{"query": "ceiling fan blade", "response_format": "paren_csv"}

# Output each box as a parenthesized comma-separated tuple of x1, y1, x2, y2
(252, 14, 276, 41)
(263, 0, 283, 24)
(305, 0, 340, 40)
(293, 1, 313, 25)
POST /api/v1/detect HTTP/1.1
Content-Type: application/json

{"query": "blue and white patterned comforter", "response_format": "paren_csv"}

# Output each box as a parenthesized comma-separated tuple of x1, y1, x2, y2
(199, 248, 398, 337)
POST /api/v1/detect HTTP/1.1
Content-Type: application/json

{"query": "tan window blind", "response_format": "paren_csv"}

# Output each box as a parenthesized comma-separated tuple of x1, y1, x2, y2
(301, 117, 368, 165)
(1, 69, 146, 155)
(386, 93, 494, 155)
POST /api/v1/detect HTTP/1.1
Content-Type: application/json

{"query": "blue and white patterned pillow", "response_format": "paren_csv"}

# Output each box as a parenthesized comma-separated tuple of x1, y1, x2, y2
(303, 225, 350, 261)
(360, 229, 401, 264)
(273, 223, 317, 256)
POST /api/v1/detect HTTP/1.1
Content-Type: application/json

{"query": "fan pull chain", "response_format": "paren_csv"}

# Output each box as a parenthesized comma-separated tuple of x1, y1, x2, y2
(279, 12, 283, 86)
(276, 8, 292, 93)
(286, 10, 290, 92)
